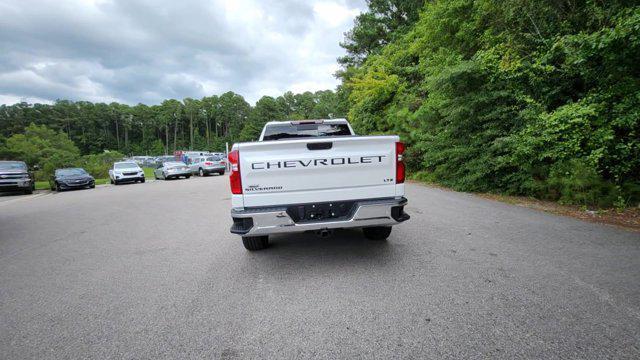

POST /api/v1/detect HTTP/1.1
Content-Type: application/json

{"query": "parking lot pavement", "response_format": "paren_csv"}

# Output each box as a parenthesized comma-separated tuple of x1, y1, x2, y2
(1, 175, 639, 359)
(0, 191, 51, 205)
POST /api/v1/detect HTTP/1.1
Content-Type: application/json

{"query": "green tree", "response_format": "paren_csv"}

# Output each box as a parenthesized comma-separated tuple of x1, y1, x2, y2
(183, 98, 201, 150)
(338, 0, 426, 69)
(217, 92, 251, 139)
(200, 95, 219, 147)
(0, 124, 80, 178)
(240, 96, 286, 141)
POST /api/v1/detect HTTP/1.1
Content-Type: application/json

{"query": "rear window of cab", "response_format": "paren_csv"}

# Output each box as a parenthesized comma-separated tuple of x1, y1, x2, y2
(262, 123, 352, 141)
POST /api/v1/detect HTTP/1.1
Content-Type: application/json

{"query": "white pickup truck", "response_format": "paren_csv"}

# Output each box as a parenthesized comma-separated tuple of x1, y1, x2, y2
(227, 119, 409, 250)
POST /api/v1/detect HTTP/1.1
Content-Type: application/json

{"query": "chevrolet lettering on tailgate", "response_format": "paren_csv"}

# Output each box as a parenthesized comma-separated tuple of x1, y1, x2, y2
(251, 155, 386, 170)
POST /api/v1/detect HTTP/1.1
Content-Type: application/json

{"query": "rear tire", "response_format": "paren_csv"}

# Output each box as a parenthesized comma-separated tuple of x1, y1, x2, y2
(199, 168, 204, 177)
(218, 170, 225, 175)
(242, 236, 269, 251)
(185, 175, 191, 179)
(363, 226, 392, 240)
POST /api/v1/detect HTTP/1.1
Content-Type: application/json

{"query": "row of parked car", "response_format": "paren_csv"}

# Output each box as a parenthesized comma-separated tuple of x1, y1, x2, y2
(127, 152, 226, 169)
(128, 156, 169, 168)
(0, 153, 227, 195)
(109, 153, 226, 185)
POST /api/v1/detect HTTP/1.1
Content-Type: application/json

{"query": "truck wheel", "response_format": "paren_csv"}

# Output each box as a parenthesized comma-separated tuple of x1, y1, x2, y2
(242, 236, 269, 251)
(363, 226, 392, 240)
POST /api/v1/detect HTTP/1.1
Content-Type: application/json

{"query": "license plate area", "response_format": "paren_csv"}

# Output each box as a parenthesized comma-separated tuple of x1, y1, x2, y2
(286, 201, 356, 223)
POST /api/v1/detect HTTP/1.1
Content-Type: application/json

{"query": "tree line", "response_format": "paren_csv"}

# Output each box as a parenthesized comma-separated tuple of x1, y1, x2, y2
(337, 0, 640, 208)
(0, 89, 348, 156)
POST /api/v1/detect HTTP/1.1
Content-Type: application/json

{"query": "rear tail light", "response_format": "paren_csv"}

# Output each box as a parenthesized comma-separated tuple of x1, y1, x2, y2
(228, 150, 242, 194)
(204, 162, 213, 166)
(396, 142, 405, 184)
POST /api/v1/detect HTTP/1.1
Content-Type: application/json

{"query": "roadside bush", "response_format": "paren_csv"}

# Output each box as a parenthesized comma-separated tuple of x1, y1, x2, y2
(541, 159, 619, 208)
(0, 124, 80, 180)
(410, 170, 438, 184)
(403, 143, 425, 173)
(77, 151, 125, 179)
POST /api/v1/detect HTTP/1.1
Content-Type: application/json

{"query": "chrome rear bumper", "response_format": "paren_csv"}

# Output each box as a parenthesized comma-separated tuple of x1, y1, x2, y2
(230, 197, 409, 236)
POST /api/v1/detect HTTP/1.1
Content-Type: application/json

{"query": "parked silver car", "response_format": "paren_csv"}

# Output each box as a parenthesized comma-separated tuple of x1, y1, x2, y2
(188, 155, 226, 176)
(154, 161, 191, 180)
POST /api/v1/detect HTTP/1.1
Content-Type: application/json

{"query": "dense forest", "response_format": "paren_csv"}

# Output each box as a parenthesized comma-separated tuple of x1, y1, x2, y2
(338, 0, 640, 208)
(0, 90, 348, 156)
(1, 0, 639, 208)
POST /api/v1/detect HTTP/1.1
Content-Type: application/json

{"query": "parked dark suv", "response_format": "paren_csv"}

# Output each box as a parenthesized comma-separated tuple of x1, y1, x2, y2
(0, 161, 35, 194)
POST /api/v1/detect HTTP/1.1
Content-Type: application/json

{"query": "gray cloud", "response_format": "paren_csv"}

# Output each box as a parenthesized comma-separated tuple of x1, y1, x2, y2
(0, 0, 364, 105)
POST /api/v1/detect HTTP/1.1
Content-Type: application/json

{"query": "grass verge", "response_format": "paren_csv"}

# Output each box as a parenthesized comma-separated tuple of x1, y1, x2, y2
(35, 178, 111, 190)
(143, 167, 155, 179)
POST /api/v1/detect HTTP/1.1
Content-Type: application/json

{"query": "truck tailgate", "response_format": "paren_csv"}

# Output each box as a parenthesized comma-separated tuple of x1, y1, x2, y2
(238, 136, 400, 207)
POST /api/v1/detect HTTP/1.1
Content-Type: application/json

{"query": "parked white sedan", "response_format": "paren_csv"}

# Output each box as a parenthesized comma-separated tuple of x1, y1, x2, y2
(109, 161, 145, 185)
(154, 161, 191, 180)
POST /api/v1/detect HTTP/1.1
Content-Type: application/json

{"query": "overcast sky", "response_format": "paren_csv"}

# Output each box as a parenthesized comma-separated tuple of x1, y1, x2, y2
(0, 0, 364, 105)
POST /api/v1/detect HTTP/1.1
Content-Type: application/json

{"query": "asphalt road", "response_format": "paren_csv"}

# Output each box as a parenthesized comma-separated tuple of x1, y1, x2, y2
(1, 176, 639, 359)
